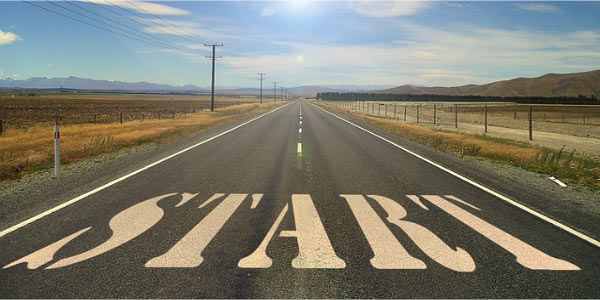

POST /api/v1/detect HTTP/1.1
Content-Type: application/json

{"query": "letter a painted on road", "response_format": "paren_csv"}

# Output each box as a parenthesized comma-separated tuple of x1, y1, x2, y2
(238, 194, 346, 269)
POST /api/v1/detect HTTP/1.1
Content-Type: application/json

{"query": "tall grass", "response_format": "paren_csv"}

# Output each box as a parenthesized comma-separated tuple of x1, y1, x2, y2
(0, 103, 280, 181)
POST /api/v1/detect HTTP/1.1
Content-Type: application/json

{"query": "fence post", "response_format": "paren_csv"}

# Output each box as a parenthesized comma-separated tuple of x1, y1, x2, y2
(378, 104, 381, 116)
(454, 104, 458, 128)
(172, 111, 175, 119)
(417, 105, 420, 123)
(54, 116, 60, 177)
(394, 105, 397, 120)
(120, 112, 123, 124)
(93, 114, 97, 124)
(529, 105, 533, 140)
(433, 104, 437, 125)
(484, 105, 488, 133)
(583, 113, 586, 125)
(0, 119, 3, 136)
(514, 110, 517, 119)
(385, 104, 388, 118)
(404, 105, 407, 122)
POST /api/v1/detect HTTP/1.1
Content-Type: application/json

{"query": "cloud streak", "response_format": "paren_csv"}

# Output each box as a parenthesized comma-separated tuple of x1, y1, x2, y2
(515, 3, 561, 13)
(91, 0, 190, 16)
(347, 1, 432, 18)
(0, 28, 21, 45)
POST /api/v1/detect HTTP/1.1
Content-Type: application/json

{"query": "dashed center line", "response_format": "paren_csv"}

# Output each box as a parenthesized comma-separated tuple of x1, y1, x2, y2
(297, 143, 302, 154)
(299, 128, 302, 134)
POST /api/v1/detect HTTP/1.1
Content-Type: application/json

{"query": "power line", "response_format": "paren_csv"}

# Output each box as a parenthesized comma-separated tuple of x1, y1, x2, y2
(65, 0, 187, 52)
(23, 1, 184, 51)
(125, 0, 210, 44)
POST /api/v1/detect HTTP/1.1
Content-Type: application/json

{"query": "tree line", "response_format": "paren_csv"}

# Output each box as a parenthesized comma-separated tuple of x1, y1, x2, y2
(316, 92, 599, 105)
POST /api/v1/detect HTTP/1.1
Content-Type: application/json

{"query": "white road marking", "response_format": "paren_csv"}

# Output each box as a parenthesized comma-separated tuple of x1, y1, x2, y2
(199, 193, 226, 209)
(4, 193, 177, 270)
(300, 116, 302, 120)
(239, 195, 346, 269)
(0, 104, 289, 239)
(368, 195, 476, 272)
(47, 193, 176, 269)
(146, 194, 247, 268)
(238, 204, 289, 268)
(299, 120, 302, 125)
(406, 195, 429, 210)
(281, 195, 346, 268)
(299, 128, 302, 134)
(175, 193, 199, 207)
(250, 194, 263, 209)
(423, 195, 579, 270)
(445, 195, 481, 211)
(3, 227, 91, 269)
(342, 194, 426, 269)
(297, 143, 302, 153)
(312, 103, 600, 248)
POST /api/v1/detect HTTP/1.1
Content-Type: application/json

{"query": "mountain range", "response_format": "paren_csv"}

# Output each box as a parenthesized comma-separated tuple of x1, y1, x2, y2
(1, 70, 598, 98)
(376, 70, 600, 98)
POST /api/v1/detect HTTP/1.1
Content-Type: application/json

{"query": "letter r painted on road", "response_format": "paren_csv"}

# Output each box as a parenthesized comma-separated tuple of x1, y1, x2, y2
(342, 194, 475, 272)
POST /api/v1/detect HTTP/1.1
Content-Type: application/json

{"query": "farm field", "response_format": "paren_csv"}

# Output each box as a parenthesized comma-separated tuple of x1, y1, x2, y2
(0, 92, 281, 181)
(0, 92, 261, 130)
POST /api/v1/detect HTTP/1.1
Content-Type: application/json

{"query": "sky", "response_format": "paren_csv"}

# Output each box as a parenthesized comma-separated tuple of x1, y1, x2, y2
(0, 1, 599, 88)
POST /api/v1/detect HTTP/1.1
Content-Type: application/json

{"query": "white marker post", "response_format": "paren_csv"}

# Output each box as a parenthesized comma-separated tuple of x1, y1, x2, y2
(54, 116, 60, 177)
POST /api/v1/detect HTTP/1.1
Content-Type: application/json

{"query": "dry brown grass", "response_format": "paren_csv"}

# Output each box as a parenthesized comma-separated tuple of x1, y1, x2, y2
(0, 102, 281, 181)
(318, 102, 600, 190)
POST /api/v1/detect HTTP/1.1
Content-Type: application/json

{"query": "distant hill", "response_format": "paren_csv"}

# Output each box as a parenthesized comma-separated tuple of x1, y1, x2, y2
(0, 76, 207, 93)
(0, 76, 354, 97)
(377, 70, 600, 98)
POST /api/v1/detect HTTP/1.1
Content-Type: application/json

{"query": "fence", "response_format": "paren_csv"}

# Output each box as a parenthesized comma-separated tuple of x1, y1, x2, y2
(328, 101, 600, 140)
(0, 101, 250, 135)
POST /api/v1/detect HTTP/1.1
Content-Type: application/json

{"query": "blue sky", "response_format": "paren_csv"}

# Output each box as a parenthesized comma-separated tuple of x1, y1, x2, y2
(1, 1, 599, 87)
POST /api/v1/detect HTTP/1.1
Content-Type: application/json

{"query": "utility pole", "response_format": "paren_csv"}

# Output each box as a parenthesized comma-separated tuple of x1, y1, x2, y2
(258, 73, 266, 104)
(205, 43, 223, 111)
(280, 87, 284, 102)
(273, 82, 277, 102)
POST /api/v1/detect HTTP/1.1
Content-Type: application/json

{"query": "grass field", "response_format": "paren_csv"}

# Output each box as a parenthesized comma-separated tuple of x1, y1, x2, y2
(0, 92, 281, 181)
(0, 92, 262, 130)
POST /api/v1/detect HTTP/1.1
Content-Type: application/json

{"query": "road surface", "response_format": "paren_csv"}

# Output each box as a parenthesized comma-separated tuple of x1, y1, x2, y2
(1, 101, 599, 298)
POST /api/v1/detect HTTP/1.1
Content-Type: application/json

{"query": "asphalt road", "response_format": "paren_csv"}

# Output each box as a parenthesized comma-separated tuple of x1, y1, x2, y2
(1, 100, 599, 298)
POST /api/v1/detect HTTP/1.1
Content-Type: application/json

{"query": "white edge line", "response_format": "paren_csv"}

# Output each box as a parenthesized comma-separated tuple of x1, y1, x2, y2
(312, 102, 600, 248)
(0, 103, 290, 238)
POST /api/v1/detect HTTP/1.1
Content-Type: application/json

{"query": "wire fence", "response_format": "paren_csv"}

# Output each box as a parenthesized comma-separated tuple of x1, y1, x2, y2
(327, 101, 600, 140)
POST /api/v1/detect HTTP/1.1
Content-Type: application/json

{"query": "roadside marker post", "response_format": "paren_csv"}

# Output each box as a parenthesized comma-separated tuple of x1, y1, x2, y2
(529, 105, 533, 140)
(417, 105, 420, 123)
(433, 104, 437, 125)
(404, 106, 407, 122)
(0, 119, 3, 136)
(484, 105, 488, 133)
(54, 116, 60, 178)
(454, 104, 458, 128)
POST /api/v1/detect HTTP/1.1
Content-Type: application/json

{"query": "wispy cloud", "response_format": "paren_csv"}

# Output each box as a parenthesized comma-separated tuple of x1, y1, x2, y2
(347, 1, 432, 18)
(261, 7, 276, 17)
(90, 0, 189, 16)
(0, 28, 21, 45)
(515, 3, 561, 13)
